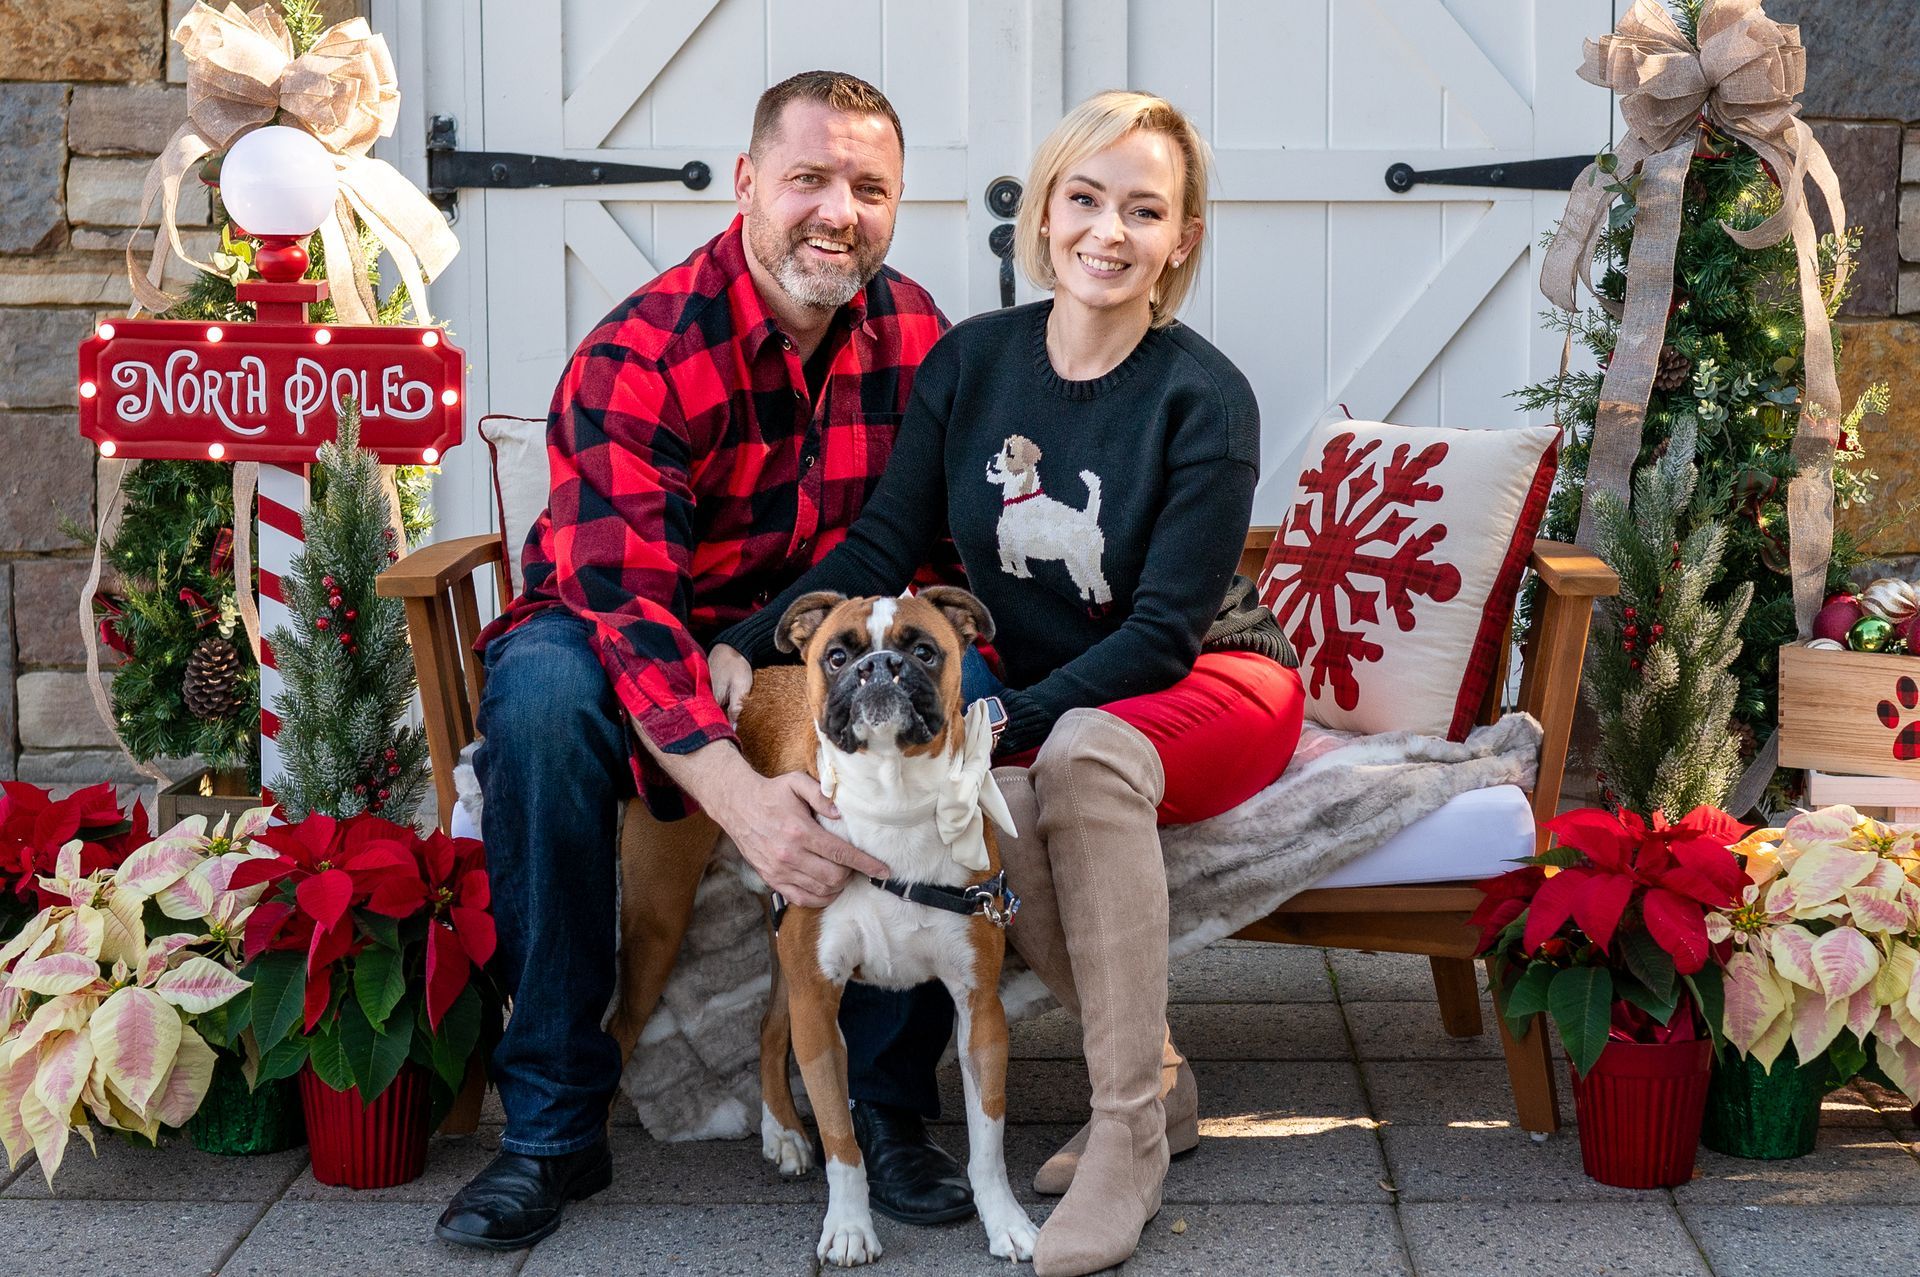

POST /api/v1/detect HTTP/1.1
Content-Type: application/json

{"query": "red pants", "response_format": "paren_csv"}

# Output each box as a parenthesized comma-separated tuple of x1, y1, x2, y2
(1008, 652, 1305, 826)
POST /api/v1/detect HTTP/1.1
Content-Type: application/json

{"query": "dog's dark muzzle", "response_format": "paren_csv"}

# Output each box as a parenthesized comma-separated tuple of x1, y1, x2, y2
(824, 651, 942, 751)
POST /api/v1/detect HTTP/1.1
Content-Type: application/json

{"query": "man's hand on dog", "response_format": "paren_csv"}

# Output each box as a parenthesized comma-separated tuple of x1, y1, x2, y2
(709, 643, 753, 725)
(718, 770, 891, 907)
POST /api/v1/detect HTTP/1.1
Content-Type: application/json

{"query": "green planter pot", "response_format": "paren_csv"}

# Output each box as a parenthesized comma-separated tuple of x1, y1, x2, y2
(187, 1054, 307, 1156)
(1700, 1044, 1826, 1160)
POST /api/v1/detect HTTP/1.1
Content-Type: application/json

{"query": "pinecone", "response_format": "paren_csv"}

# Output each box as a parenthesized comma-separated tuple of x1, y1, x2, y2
(1653, 344, 1692, 392)
(183, 637, 245, 721)
(1730, 718, 1758, 763)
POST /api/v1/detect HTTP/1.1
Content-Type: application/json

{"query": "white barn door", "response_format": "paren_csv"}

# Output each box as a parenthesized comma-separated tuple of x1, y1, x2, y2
(389, 0, 1611, 538)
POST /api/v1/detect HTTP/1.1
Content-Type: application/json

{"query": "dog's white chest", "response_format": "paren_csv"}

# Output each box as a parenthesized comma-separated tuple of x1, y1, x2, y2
(813, 816, 978, 993)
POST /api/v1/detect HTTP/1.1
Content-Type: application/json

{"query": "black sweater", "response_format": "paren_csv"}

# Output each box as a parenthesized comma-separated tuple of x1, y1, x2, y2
(716, 301, 1260, 754)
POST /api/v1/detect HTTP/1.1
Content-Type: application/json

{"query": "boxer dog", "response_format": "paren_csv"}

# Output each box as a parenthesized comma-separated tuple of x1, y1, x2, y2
(731, 586, 1037, 1268)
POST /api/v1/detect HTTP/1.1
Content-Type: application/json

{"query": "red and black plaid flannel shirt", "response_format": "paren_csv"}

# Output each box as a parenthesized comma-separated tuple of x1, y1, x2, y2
(476, 216, 949, 817)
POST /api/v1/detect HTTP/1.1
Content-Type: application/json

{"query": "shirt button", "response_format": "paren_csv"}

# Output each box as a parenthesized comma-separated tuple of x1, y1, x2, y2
(796, 538, 811, 555)
(755, 589, 772, 605)
(780, 334, 794, 351)
(802, 452, 816, 471)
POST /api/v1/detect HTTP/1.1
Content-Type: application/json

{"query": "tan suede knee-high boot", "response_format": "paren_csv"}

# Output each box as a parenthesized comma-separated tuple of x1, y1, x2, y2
(1028, 709, 1170, 1277)
(996, 765, 1198, 1197)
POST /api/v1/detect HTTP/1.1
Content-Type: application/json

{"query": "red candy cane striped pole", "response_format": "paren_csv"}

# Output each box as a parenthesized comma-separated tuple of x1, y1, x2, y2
(257, 460, 309, 803)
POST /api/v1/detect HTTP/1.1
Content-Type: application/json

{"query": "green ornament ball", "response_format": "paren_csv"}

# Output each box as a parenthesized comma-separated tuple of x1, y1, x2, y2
(1848, 615, 1895, 653)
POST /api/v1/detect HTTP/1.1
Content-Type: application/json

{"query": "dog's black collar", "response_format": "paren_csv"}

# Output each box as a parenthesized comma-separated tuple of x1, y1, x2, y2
(770, 870, 1020, 933)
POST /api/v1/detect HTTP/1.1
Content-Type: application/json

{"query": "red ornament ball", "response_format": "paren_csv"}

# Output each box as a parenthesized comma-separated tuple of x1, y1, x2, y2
(1814, 594, 1865, 644)
(338, 632, 352, 645)
(329, 594, 343, 608)
(386, 550, 398, 561)
(354, 783, 367, 794)
(377, 788, 389, 800)
(1650, 623, 1665, 639)
(387, 764, 400, 777)
(322, 575, 334, 587)
(384, 748, 397, 761)
(314, 617, 329, 630)
(345, 609, 357, 620)
(1623, 606, 1637, 620)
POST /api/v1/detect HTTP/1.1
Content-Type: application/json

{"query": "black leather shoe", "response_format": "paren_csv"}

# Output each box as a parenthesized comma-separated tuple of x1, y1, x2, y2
(850, 1100, 975, 1225)
(435, 1137, 614, 1251)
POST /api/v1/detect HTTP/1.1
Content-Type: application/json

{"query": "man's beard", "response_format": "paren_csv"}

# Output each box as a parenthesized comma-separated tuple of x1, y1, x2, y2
(748, 214, 888, 311)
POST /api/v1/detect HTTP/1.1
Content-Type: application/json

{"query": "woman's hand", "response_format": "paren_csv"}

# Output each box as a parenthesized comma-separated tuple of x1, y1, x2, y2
(710, 642, 753, 725)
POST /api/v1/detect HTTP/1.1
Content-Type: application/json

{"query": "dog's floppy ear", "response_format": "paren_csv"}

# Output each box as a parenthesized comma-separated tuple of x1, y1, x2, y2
(774, 591, 847, 654)
(917, 586, 995, 647)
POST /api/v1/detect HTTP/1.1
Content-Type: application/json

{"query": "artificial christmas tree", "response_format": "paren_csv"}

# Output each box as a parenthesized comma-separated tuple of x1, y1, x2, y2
(1517, 0, 1892, 813)
(1585, 416, 1752, 816)
(264, 404, 430, 821)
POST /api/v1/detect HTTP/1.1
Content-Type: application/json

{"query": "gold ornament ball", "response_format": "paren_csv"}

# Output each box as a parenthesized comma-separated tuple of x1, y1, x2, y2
(1848, 615, 1895, 653)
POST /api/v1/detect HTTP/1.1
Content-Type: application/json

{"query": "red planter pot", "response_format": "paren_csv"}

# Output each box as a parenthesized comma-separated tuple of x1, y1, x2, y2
(298, 1062, 431, 1189)
(1568, 1036, 1713, 1188)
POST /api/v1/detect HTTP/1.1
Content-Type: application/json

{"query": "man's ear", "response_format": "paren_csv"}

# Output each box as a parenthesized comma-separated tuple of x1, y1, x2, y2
(917, 586, 995, 647)
(775, 591, 847, 654)
(733, 152, 754, 216)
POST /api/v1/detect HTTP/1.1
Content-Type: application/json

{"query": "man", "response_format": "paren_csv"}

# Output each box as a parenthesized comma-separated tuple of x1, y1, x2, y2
(437, 71, 973, 1252)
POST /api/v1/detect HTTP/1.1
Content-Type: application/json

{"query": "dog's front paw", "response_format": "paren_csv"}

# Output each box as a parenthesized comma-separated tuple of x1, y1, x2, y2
(760, 1105, 813, 1176)
(816, 1215, 883, 1268)
(981, 1202, 1038, 1262)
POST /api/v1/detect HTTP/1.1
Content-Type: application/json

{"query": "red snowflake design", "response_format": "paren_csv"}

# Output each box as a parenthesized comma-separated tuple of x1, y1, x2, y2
(1261, 432, 1463, 710)
(1876, 675, 1920, 761)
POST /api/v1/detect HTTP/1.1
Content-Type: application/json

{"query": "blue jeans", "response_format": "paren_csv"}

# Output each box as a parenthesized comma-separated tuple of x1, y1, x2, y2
(475, 610, 952, 1154)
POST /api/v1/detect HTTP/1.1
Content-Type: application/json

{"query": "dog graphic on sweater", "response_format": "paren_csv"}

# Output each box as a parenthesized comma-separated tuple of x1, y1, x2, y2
(985, 434, 1112, 605)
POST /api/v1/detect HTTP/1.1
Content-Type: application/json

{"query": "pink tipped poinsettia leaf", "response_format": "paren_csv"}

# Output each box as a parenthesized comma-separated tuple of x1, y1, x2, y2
(113, 841, 202, 897)
(31, 1028, 95, 1120)
(139, 933, 201, 986)
(153, 955, 248, 1013)
(89, 985, 181, 1113)
(0, 1034, 40, 1168)
(9, 952, 102, 997)
(1787, 846, 1879, 908)
(425, 921, 468, 1030)
(22, 1088, 72, 1186)
(1783, 806, 1861, 855)
(1845, 888, 1910, 933)
(450, 904, 496, 967)
(1847, 985, 1881, 1041)
(1791, 990, 1848, 1063)
(1809, 926, 1880, 1001)
(1568, 871, 1636, 953)
(149, 1027, 216, 1129)
(1541, 809, 1639, 870)
(1520, 869, 1585, 954)
(1769, 926, 1821, 989)
(152, 869, 217, 922)
(1723, 950, 1788, 1057)
(295, 869, 354, 933)
(1642, 888, 1711, 974)
(14, 993, 92, 1057)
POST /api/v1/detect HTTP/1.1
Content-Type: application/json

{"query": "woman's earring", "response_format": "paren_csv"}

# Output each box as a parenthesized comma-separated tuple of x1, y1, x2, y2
(1040, 224, 1049, 235)
(1171, 256, 1184, 267)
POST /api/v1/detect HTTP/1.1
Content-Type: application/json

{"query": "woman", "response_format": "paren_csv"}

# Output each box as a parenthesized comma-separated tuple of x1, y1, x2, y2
(712, 91, 1304, 1276)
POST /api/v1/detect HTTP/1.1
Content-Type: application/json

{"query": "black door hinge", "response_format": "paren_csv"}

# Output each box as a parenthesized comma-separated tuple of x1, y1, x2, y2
(1384, 155, 1592, 194)
(427, 115, 712, 221)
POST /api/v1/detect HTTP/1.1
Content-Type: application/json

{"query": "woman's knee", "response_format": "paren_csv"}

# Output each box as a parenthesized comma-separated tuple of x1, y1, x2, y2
(1031, 708, 1165, 802)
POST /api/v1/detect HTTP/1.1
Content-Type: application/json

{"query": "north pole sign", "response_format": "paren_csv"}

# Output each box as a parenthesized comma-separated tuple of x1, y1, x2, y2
(78, 319, 464, 464)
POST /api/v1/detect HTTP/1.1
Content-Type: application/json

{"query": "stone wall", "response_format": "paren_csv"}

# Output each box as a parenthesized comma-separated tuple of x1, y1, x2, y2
(0, 1, 356, 791)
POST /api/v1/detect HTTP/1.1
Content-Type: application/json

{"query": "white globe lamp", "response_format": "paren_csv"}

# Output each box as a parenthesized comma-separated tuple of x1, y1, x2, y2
(219, 125, 337, 282)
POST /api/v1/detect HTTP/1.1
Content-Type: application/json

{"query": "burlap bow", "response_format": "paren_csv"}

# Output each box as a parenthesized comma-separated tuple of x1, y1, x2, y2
(1542, 0, 1847, 641)
(127, 2, 459, 324)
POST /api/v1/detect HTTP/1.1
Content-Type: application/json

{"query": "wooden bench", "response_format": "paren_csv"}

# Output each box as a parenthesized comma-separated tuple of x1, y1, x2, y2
(380, 526, 1616, 1136)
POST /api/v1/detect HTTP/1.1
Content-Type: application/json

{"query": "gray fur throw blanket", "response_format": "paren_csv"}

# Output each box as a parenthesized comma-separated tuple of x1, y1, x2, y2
(455, 712, 1541, 1142)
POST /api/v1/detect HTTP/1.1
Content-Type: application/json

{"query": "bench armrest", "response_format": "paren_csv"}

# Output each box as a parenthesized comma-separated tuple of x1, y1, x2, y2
(1518, 540, 1618, 842)
(377, 534, 507, 600)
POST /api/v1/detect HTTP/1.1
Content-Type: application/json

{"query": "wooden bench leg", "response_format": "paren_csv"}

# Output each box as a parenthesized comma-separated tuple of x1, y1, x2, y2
(1486, 957, 1561, 1135)
(1430, 956, 1483, 1038)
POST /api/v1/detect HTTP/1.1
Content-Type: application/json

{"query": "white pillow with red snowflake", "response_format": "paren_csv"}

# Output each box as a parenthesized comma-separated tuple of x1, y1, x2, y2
(1256, 419, 1559, 741)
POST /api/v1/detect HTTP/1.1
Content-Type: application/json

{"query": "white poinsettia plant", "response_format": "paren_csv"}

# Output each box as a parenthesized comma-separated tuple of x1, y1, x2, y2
(0, 808, 275, 1184)
(1710, 805, 1920, 1100)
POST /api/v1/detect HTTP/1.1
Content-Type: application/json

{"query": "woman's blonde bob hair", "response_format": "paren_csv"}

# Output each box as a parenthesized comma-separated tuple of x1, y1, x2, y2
(1014, 90, 1214, 328)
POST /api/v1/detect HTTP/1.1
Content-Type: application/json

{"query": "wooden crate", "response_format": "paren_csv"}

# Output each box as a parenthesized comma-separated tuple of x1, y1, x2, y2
(155, 768, 261, 831)
(1777, 643, 1920, 780)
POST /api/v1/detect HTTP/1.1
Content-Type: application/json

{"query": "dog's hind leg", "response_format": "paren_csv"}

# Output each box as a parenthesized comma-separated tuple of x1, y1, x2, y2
(780, 923, 880, 1267)
(607, 806, 719, 1066)
(947, 940, 1038, 1262)
(758, 912, 812, 1175)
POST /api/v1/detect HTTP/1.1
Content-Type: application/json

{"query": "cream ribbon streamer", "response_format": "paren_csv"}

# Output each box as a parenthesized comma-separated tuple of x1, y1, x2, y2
(126, 2, 458, 323)
(1540, 0, 1847, 640)
(815, 700, 1018, 873)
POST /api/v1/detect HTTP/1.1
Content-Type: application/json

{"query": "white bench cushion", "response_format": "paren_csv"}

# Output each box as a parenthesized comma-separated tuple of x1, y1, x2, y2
(1309, 782, 1533, 888)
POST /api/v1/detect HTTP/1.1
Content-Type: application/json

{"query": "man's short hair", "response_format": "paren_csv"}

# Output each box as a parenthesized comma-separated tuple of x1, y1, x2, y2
(749, 70, 904, 160)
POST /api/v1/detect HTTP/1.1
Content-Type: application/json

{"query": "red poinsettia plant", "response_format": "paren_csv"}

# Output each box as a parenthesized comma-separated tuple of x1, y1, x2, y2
(218, 812, 498, 1105)
(0, 781, 147, 932)
(1472, 805, 1749, 1076)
